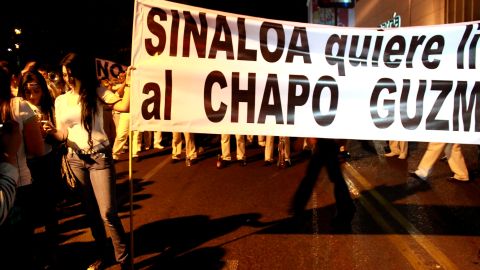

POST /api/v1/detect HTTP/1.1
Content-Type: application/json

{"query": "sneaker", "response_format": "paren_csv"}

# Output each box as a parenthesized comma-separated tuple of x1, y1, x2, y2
(398, 154, 407, 159)
(447, 177, 469, 182)
(408, 171, 427, 181)
(384, 152, 399, 157)
(239, 158, 247, 167)
(153, 144, 164, 150)
(186, 158, 197, 166)
(87, 259, 105, 270)
(264, 160, 274, 166)
(216, 156, 230, 168)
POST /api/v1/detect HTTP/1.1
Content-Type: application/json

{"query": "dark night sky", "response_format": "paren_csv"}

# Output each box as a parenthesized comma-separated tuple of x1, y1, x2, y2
(0, 0, 307, 69)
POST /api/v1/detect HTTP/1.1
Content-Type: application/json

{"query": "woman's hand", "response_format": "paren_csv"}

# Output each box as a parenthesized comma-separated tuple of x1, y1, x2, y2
(125, 66, 136, 85)
(42, 120, 56, 135)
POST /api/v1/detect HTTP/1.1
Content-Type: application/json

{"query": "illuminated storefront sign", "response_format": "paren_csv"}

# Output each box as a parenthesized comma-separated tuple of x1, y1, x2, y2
(380, 12, 402, 28)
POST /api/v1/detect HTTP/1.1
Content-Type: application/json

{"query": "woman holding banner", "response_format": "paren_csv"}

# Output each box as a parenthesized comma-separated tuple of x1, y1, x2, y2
(43, 52, 133, 270)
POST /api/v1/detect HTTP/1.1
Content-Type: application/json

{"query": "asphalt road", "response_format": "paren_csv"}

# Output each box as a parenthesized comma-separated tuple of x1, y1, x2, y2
(38, 138, 480, 270)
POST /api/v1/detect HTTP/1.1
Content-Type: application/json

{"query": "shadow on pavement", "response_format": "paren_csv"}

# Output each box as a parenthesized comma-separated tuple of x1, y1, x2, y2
(133, 213, 268, 270)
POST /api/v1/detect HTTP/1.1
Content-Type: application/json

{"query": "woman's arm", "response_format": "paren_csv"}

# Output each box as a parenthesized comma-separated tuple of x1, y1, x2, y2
(43, 95, 68, 142)
(112, 66, 135, 113)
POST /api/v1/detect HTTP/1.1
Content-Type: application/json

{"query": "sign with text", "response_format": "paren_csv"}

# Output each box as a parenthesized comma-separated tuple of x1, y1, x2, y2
(131, 0, 480, 144)
(96, 58, 128, 80)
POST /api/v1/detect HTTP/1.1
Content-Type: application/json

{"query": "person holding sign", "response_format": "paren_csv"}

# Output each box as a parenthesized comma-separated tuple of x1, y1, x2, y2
(43, 52, 132, 270)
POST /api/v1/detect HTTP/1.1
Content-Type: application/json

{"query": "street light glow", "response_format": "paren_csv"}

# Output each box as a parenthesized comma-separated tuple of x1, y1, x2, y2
(14, 28, 22, 35)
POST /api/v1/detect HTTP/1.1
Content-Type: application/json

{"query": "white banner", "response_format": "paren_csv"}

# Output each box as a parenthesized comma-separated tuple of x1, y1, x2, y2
(131, 0, 480, 144)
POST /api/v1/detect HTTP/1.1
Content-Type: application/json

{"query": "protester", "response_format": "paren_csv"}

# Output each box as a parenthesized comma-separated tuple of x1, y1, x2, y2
(18, 69, 62, 268)
(43, 52, 132, 270)
(0, 60, 45, 269)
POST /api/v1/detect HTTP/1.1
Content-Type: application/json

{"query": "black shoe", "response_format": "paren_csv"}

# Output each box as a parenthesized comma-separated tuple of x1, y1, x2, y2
(171, 158, 181, 164)
(408, 171, 426, 181)
(239, 159, 247, 166)
(264, 160, 274, 166)
(447, 177, 470, 183)
(284, 160, 291, 168)
(216, 157, 230, 168)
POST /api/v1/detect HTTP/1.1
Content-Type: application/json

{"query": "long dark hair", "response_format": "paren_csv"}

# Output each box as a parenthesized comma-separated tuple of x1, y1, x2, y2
(60, 52, 100, 148)
(0, 62, 13, 122)
(18, 70, 55, 123)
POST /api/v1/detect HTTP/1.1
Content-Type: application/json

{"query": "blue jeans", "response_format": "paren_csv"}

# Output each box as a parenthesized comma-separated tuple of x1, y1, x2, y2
(67, 149, 129, 263)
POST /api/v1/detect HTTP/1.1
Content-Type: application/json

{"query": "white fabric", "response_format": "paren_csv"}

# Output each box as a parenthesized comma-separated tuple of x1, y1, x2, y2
(55, 87, 120, 150)
(130, 1, 480, 144)
(10, 97, 36, 186)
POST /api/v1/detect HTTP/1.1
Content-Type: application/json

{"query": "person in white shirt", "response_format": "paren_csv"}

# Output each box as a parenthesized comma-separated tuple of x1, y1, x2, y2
(43, 52, 132, 270)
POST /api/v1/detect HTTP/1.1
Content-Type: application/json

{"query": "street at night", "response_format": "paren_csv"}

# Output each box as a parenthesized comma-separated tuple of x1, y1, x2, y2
(2, 1, 480, 270)
(46, 139, 480, 270)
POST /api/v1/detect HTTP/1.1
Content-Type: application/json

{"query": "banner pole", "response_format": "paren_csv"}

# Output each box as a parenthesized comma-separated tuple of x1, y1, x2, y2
(128, 129, 134, 268)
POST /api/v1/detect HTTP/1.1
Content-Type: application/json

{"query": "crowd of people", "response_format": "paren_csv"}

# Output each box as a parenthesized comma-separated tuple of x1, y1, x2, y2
(0, 54, 133, 270)
(0, 51, 478, 270)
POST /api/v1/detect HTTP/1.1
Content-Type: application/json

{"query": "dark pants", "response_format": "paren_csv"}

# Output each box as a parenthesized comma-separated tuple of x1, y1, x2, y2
(290, 139, 354, 214)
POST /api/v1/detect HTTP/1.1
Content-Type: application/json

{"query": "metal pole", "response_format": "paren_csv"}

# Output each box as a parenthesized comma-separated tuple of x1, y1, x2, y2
(128, 130, 134, 269)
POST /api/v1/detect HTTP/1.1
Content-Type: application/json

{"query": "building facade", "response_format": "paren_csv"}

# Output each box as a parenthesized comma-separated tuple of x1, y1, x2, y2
(354, 0, 480, 27)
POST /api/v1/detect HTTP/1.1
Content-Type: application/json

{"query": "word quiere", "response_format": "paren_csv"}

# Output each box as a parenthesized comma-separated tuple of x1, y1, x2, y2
(371, 79, 480, 131)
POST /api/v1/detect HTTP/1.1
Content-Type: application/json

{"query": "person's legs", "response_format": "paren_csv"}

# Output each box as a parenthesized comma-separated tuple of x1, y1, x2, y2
(264, 136, 275, 162)
(398, 141, 408, 159)
(153, 131, 163, 149)
(445, 144, 469, 181)
(171, 132, 183, 160)
(258, 135, 266, 147)
(68, 153, 108, 257)
(284, 137, 291, 164)
(89, 151, 128, 264)
(385, 141, 400, 156)
(235, 134, 246, 160)
(112, 113, 130, 159)
(221, 134, 232, 161)
(184, 132, 197, 160)
(132, 131, 142, 157)
(414, 142, 446, 179)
